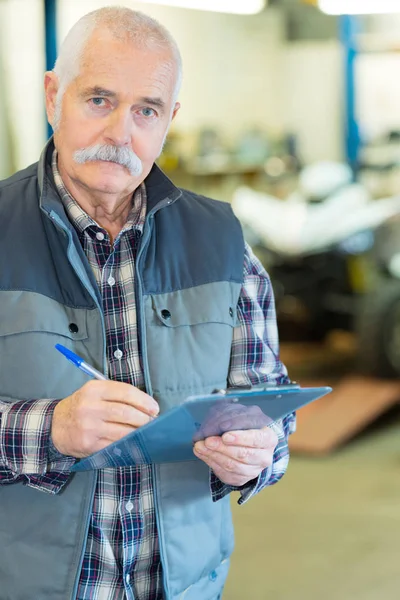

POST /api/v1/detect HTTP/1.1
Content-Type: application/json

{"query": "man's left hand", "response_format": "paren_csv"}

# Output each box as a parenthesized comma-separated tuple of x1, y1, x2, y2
(193, 427, 278, 487)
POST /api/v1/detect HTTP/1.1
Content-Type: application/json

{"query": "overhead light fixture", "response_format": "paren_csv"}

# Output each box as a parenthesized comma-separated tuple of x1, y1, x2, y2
(319, 0, 400, 15)
(139, 0, 266, 15)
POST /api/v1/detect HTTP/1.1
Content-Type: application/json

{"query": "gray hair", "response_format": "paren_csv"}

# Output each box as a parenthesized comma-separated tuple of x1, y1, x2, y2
(52, 6, 182, 129)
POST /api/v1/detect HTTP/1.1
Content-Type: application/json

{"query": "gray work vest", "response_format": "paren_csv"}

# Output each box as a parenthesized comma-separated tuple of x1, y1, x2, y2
(0, 140, 244, 600)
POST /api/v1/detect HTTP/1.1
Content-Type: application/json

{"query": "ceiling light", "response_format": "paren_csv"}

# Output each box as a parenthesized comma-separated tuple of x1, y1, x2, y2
(139, 0, 266, 15)
(319, 0, 400, 15)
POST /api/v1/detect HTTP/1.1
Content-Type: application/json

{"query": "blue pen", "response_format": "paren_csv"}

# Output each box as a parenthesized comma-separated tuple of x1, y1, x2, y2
(55, 344, 157, 420)
(55, 344, 108, 380)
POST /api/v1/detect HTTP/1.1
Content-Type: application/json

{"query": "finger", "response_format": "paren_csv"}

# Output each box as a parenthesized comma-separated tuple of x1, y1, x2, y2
(195, 405, 247, 439)
(217, 411, 273, 432)
(221, 427, 278, 450)
(85, 380, 159, 417)
(193, 446, 259, 485)
(202, 437, 271, 468)
(102, 400, 154, 428)
(100, 422, 137, 444)
(197, 456, 249, 487)
(195, 441, 260, 474)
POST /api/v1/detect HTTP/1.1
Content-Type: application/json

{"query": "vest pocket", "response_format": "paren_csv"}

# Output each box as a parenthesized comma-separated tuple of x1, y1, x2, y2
(151, 289, 238, 329)
(0, 291, 88, 340)
(0, 290, 90, 400)
(144, 282, 241, 409)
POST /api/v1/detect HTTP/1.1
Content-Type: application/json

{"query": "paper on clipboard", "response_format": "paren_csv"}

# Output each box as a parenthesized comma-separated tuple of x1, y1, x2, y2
(71, 384, 332, 472)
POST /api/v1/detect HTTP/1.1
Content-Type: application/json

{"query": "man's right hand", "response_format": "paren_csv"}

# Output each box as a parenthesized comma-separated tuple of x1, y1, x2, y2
(51, 380, 160, 458)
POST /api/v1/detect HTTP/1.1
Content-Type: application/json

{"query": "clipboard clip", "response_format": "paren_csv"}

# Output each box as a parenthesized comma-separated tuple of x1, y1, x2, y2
(212, 382, 301, 396)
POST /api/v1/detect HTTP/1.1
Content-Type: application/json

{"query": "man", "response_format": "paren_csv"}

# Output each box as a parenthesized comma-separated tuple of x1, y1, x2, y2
(0, 6, 295, 600)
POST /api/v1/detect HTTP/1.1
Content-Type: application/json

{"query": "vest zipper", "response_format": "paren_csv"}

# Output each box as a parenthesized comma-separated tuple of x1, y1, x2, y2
(134, 195, 176, 394)
(135, 196, 175, 599)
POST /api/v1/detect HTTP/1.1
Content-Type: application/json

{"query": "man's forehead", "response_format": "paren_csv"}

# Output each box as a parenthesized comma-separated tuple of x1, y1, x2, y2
(77, 49, 176, 93)
(82, 31, 175, 69)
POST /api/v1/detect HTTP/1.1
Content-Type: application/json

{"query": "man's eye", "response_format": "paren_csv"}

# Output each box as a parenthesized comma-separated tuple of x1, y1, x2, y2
(141, 108, 156, 118)
(90, 98, 106, 107)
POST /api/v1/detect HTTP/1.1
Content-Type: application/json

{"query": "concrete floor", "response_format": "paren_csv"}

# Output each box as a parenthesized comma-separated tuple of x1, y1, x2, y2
(224, 407, 400, 600)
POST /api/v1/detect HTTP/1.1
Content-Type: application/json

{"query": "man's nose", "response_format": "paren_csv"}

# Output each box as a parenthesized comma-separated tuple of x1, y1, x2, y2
(104, 108, 132, 146)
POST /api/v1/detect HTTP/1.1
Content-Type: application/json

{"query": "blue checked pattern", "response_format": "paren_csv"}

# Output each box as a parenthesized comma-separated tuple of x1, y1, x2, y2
(0, 151, 295, 599)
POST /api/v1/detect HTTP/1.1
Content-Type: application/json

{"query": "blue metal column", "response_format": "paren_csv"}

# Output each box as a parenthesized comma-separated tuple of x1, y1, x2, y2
(339, 15, 361, 173)
(44, 0, 57, 138)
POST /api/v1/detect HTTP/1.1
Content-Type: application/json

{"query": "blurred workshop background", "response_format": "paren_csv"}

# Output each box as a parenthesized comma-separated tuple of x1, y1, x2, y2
(2, 0, 400, 598)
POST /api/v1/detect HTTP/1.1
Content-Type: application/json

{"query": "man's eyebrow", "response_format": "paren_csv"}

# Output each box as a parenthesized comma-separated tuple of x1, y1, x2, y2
(79, 86, 117, 98)
(140, 96, 166, 110)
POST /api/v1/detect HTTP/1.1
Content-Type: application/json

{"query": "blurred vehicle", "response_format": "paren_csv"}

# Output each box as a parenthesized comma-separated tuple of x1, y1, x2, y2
(232, 162, 400, 378)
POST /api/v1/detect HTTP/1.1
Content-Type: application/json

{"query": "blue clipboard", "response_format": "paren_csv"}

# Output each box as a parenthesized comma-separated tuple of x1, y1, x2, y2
(71, 384, 332, 471)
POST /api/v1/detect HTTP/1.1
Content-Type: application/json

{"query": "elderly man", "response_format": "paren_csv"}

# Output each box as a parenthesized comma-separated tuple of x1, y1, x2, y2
(0, 6, 295, 600)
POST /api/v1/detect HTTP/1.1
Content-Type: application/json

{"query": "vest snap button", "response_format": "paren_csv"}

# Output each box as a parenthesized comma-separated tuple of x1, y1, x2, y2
(229, 307, 234, 318)
(161, 309, 171, 321)
(69, 323, 79, 334)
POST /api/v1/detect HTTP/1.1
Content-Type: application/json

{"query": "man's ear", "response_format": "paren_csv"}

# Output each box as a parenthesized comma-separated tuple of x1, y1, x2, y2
(44, 71, 59, 127)
(171, 102, 181, 121)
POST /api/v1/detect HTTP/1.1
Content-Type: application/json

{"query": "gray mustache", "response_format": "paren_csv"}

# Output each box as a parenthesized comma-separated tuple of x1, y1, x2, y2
(73, 144, 143, 177)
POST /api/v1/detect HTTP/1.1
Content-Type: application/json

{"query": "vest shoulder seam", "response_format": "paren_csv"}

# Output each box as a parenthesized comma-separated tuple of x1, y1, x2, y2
(144, 277, 243, 296)
(0, 288, 97, 310)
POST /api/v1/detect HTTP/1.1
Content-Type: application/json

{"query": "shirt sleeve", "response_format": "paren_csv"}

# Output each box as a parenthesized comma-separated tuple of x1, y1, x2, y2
(0, 398, 76, 494)
(211, 242, 296, 504)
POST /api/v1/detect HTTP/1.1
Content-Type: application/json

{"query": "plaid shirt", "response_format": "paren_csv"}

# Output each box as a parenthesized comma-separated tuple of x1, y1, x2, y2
(0, 153, 296, 600)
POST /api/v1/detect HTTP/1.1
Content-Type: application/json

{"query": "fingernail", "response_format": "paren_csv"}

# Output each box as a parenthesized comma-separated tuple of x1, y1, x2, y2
(205, 438, 219, 449)
(223, 433, 235, 443)
(194, 443, 206, 455)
